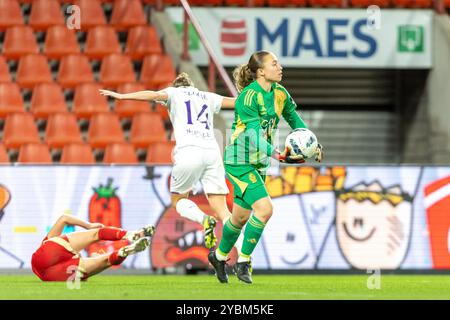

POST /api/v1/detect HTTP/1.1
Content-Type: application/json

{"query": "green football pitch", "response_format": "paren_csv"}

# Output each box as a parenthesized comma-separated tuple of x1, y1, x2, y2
(0, 274, 449, 300)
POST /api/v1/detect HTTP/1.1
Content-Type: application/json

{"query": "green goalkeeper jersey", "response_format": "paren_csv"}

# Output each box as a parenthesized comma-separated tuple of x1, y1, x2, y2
(224, 80, 307, 170)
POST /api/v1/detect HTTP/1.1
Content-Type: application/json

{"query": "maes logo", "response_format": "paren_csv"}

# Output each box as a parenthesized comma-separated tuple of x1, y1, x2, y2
(256, 18, 377, 59)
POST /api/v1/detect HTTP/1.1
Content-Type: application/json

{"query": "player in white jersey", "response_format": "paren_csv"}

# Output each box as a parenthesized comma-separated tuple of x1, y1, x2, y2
(100, 73, 244, 253)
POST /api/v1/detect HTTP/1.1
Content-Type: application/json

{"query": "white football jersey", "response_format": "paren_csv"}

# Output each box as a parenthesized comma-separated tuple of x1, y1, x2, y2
(162, 86, 223, 149)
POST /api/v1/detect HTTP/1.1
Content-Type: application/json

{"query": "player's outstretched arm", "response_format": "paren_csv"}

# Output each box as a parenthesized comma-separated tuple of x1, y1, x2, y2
(99, 89, 168, 102)
(221, 97, 236, 109)
(47, 214, 104, 238)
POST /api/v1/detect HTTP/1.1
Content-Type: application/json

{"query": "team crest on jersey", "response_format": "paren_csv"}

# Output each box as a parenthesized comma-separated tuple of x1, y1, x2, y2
(249, 173, 257, 184)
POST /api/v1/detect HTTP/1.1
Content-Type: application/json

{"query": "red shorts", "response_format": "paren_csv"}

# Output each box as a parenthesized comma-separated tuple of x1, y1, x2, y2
(31, 235, 87, 281)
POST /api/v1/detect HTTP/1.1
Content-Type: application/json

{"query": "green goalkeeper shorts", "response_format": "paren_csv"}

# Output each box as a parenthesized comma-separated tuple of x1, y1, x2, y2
(224, 164, 268, 210)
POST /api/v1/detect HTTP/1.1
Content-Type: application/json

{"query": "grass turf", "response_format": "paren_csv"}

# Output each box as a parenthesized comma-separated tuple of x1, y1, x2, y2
(0, 274, 449, 300)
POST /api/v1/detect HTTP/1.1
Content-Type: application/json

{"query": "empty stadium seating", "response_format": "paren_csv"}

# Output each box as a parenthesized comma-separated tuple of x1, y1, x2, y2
(16, 54, 53, 89)
(60, 142, 96, 164)
(103, 142, 139, 164)
(100, 54, 136, 88)
(73, 83, 110, 119)
(146, 141, 175, 164)
(45, 112, 83, 149)
(126, 26, 163, 60)
(0, 83, 25, 118)
(114, 83, 152, 118)
(29, 0, 65, 31)
(17, 143, 52, 163)
(73, 0, 107, 31)
(2, 26, 39, 60)
(2, 113, 41, 149)
(30, 83, 67, 119)
(44, 25, 80, 60)
(88, 112, 125, 149)
(130, 112, 167, 149)
(140, 54, 176, 89)
(57, 54, 95, 89)
(0, 0, 24, 31)
(84, 26, 121, 60)
(110, 0, 147, 31)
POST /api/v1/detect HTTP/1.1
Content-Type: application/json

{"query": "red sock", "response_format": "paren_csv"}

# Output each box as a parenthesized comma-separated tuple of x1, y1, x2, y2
(108, 250, 126, 266)
(98, 227, 127, 241)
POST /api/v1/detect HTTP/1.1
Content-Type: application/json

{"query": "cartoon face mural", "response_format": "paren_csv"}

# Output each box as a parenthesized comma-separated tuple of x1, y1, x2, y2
(151, 205, 209, 269)
(336, 181, 413, 269)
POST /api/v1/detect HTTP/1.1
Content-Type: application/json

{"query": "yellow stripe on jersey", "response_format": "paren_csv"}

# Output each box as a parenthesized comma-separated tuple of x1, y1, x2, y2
(231, 116, 246, 144)
(244, 89, 256, 106)
(274, 89, 286, 117)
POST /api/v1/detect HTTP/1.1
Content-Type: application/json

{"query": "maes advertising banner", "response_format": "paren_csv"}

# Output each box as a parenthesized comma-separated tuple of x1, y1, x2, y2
(167, 8, 432, 69)
(0, 165, 449, 271)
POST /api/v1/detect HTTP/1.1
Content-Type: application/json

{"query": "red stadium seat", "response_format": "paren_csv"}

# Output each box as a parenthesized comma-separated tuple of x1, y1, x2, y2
(223, 0, 265, 6)
(0, 0, 24, 31)
(0, 56, 11, 82)
(88, 112, 125, 149)
(60, 142, 95, 164)
(350, 0, 390, 7)
(154, 103, 170, 123)
(2, 26, 39, 60)
(267, 0, 307, 5)
(30, 83, 67, 119)
(103, 142, 138, 164)
(73, 83, 110, 119)
(45, 112, 83, 149)
(57, 54, 94, 89)
(84, 26, 121, 60)
(125, 26, 163, 61)
(29, 0, 65, 31)
(145, 141, 175, 164)
(309, 0, 342, 6)
(189, 0, 223, 5)
(114, 83, 151, 119)
(44, 25, 80, 60)
(445, 0, 450, 8)
(100, 54, 136, 89)
(130, 112, 167, 149)
(0, 82, 24, 118)
(391, 0, 431, 7)
(140, 54, 176, 89)
(2, 112, 41, 149)
(16, 54, 53, 89)
(73, 0, 107, 31)
(18, 143, 52, 163)
(110, 0, 146, 31)
(0, 144, 9, 163)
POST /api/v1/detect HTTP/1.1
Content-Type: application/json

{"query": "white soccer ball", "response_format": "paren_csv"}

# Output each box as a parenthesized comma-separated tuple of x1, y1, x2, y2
(285, 128, 318, 159)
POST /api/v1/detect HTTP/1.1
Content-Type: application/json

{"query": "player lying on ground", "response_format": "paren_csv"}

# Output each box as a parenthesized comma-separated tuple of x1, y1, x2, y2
(208, 50, 323, 284)
(100, 73, 244, 253)
(31, 214, 154, 281)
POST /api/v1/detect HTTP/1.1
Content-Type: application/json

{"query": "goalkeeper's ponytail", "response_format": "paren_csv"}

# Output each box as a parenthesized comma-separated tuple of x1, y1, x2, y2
(233, 51, 271, 93)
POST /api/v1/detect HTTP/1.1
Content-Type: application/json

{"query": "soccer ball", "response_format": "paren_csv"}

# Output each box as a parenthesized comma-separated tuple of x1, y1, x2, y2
(285, 128, 318, 159)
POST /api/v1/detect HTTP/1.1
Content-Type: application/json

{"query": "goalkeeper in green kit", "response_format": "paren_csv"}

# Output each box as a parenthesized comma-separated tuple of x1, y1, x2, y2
(208, 51, 323, 284)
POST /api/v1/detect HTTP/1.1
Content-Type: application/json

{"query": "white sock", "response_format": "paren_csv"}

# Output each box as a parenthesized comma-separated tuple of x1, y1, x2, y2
(176, 198, 206, 225)
(215, 249, 228, 261)
(234, 232, 244, 255)
(237, 254, 251, 263)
